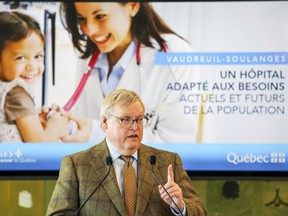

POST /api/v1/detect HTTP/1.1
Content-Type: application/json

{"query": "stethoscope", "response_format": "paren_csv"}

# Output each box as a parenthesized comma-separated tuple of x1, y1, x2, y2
(63, 41, 167, 112)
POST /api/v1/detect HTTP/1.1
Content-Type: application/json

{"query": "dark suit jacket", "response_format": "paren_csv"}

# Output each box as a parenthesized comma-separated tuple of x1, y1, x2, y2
(47, 140, 206, 216)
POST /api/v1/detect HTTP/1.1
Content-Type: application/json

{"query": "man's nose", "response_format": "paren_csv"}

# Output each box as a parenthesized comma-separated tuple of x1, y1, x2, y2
(130, 120, 139, 130)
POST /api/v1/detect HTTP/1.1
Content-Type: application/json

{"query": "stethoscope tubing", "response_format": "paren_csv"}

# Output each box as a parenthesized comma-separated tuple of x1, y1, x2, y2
(63, 50, 100, 111)
(63, 41, 167, 112)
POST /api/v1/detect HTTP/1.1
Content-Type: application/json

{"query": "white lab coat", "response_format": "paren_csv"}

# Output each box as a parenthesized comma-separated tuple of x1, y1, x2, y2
(73, 34, 201, 144)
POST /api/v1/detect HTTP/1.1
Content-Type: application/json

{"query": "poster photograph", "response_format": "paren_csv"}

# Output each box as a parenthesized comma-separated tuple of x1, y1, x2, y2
(0, 1, 287, 176)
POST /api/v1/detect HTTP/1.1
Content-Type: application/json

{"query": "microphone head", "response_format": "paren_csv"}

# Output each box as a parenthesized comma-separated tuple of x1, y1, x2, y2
(150, 155, 156, 166)
(106, 156, 113, 166)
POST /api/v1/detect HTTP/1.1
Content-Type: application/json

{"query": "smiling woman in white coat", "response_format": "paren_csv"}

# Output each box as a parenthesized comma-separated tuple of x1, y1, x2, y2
(59, 2, 201, 144)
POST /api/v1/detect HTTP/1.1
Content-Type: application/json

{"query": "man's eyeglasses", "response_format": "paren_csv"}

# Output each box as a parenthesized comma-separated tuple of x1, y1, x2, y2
(109, 114, 149, 128)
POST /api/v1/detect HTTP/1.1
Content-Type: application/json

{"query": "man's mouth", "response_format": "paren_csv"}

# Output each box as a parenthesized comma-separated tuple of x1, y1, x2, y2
(127, 134, 138, 138)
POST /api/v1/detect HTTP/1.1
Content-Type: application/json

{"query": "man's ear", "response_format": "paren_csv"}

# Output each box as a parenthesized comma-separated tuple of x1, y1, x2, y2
(102, 117, 108, 129)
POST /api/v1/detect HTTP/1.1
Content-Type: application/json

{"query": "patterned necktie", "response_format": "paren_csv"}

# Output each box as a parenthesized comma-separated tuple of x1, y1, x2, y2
(122, 156, 137, 216)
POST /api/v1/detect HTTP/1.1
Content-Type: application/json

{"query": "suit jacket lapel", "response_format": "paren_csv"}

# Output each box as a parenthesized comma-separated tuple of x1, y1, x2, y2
(90, 141, 127, 215)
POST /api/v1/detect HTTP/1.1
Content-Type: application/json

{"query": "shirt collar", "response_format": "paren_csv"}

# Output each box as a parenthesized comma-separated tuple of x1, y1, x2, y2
(95, 40, 137, 76)
(106, 138, 138, 162)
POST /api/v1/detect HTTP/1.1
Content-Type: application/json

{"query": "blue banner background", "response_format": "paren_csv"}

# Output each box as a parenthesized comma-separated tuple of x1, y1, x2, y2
(1, 143, 287, 172)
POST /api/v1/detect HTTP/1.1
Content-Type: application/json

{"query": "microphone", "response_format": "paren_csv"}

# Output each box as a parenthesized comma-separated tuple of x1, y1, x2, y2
(150, 155, 184, 216)
(75, 156, 113, 216)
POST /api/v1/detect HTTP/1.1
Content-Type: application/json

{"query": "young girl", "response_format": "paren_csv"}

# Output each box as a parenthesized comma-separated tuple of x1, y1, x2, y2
(0, 11, 69, 142)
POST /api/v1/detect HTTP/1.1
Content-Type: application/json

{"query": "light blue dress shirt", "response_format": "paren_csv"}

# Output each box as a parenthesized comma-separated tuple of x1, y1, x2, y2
(95, 41, 137, 97)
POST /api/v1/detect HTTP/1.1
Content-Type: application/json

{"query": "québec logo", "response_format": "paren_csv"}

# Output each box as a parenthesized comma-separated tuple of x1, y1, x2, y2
(227, 152, 286, 165)
(270, 152, 286, 163)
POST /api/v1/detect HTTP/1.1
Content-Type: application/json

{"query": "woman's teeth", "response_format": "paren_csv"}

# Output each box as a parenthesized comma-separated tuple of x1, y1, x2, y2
(95, 34, 109, 42)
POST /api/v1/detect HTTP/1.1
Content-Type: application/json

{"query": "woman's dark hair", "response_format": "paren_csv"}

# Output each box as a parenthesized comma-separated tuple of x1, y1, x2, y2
(60, 2, 182, 59)
(0, 11, 44, 55)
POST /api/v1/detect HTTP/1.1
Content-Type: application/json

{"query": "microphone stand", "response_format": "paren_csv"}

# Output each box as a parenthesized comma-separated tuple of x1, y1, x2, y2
(150, 156, 184, 216)
(75, 156, 112, 216)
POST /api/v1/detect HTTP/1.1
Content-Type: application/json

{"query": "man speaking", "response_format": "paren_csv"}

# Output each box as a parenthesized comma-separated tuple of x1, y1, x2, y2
(47, 89, 207, 216)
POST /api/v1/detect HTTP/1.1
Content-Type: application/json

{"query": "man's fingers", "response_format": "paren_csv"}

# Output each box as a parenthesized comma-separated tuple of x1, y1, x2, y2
(167, 164, 174, 183)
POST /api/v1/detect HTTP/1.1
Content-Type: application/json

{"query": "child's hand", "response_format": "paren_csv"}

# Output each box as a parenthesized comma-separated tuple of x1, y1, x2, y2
(61, 114, 91, 143)
(45, 112, 70, 139)
(38, 103, 62, 123)
(38, 112, 47, 128)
